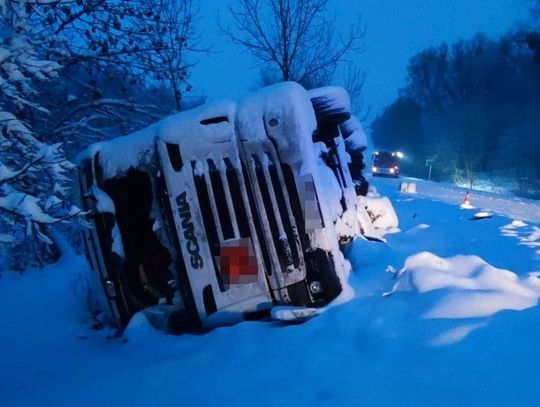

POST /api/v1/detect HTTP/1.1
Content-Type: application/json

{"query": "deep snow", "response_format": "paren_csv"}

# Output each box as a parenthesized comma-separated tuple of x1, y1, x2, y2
(1, 177, 539, 406)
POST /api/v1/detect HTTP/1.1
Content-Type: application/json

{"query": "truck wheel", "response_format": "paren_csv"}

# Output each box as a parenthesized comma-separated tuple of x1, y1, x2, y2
(309, 86, 351, 125)
(339, 116, 362, 139)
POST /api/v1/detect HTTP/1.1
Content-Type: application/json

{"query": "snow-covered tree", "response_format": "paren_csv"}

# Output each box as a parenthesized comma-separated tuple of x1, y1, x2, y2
(0, 1, 81, 269)
(33, 0, 202, 144)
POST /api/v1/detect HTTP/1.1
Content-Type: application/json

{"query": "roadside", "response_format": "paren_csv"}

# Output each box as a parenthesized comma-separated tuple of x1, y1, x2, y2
(370, 176, 540, 224)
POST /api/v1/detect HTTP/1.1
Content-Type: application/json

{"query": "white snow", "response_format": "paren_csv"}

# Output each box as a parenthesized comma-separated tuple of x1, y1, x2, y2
(308, 86, 352, 113)
(402, 176, 540, 223)
(506, 219, 527, 228)
(385, 251, 540, 319)
(0, 162, 17, 182)
(271, 306, 321, 322)
(315, 146, 345, 222)
(110, 224, 125, 258)
(472, 210, 493, 219)
(44, 195, 62, 210)
(341, 116, 368, 152)
(80, 99, 236, 179)
(360, 194, 399, 231)
(237, 81, 318, 174)
(429, 322, 486, 346)
(91, 186, 115, 214)
(0, 191, 58, 223)
(0, 232, 14, 243)
(2, 126, 540, 406)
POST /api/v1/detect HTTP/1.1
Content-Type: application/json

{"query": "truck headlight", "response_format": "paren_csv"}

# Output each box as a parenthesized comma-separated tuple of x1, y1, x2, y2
(309, 281, 323, 294)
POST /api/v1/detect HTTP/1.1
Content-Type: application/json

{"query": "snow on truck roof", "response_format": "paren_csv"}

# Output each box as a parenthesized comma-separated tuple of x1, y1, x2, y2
(80, 82, 318, 179)
(80, 98, 236, 179)
(237, 82, 317, 170)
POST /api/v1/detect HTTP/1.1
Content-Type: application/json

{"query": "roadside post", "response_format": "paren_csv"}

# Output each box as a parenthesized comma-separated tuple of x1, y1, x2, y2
(426, 159, 434, 180)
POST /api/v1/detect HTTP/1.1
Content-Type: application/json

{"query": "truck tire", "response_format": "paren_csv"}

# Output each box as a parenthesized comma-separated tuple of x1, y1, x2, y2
(309, 86, 351, 125)
(339, 115, 362, 139)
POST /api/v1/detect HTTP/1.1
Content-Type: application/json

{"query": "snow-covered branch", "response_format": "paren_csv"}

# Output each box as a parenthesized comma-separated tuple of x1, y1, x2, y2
(1, 0, 83, 267)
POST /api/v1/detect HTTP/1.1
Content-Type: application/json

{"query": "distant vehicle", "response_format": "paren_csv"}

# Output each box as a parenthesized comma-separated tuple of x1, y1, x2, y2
(371, 151, 400, 177)
(77, 82, 376, 333)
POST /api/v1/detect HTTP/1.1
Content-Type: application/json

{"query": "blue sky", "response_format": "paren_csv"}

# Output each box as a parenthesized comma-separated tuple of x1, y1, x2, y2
(190, 0, 531, 119)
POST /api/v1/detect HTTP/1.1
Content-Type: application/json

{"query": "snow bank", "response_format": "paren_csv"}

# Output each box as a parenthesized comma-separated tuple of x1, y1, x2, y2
(123, 311, 162, 344)
(2, 175, 540, 406)
(392, 176, 540, 224)
(90, 186, 115, 214)
(500, 220, 539, 256)
(386, 252, 540, 319)
(358, 187, 399, 231)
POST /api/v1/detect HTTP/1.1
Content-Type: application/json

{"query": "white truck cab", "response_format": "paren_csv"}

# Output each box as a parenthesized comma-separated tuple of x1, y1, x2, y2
(77, 82, 371, 333)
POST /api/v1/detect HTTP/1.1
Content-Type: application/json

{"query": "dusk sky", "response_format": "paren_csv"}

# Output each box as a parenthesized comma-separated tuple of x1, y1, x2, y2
(191, 0, 531, 120)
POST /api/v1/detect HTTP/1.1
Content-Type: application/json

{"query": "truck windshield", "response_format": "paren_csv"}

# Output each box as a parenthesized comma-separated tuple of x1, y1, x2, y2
(373, 153, 398, 168)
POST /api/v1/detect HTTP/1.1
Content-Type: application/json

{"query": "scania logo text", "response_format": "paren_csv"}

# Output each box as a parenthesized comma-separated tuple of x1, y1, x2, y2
(176, 191, 204, 269)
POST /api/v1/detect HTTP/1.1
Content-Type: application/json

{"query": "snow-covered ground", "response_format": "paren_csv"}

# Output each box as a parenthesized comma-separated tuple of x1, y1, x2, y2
(1, 177, 539, 406)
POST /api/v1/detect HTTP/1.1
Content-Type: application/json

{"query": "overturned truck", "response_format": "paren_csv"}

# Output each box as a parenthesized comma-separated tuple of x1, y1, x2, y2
(77, 82, 374, 333)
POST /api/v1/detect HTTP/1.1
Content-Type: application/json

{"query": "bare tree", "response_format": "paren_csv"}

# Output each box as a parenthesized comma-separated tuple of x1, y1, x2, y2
(135, 0, 205, 111)
(342, 64, 368, 119)
(223, 0, 365, 88)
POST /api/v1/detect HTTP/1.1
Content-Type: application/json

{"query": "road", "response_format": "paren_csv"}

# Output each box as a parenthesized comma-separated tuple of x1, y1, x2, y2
(369, 176, 540, 224)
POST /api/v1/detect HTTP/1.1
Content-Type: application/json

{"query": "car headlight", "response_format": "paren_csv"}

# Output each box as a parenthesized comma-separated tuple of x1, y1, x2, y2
(372, 166, 377, 172)
(390, 168, 395, 173)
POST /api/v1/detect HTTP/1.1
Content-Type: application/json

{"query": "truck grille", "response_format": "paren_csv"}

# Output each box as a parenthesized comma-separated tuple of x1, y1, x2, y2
(207, 159, 234, 240)
(191, 157, 274, 289)
(191, 153, 304, 288)
(191, 160, 224, 292)
(250, 154, 301, 274)
(224, 158, 250, 239)
(241, 162, 273, 276)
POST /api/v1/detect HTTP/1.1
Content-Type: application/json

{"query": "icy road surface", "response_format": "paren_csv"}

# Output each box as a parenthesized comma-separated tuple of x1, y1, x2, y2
(1, 178, 539, 406)
(397, 176, 540, 224)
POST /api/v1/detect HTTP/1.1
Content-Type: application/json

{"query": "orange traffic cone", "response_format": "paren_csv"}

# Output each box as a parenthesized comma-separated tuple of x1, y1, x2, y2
(462, 191, 472, 208)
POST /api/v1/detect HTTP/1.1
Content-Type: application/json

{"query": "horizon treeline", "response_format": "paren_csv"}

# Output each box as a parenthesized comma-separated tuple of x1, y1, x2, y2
(371, 26, 540, 198)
